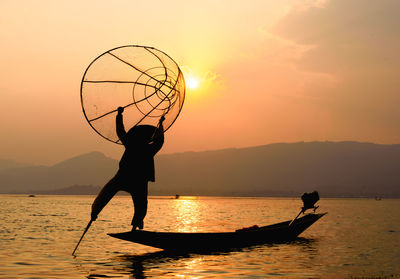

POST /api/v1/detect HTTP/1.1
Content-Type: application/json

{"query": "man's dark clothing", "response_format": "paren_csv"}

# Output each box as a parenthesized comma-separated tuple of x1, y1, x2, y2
(116, 113, 164, 182)
(91, 113, 164, 228)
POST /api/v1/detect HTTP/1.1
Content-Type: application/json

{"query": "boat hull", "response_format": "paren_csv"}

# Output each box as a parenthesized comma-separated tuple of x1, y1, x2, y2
(108, 213, 326, 251)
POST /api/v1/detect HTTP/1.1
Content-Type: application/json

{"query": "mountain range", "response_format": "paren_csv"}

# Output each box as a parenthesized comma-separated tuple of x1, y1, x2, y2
(0, 152, 118, 194)
(1, 141, 399, 197)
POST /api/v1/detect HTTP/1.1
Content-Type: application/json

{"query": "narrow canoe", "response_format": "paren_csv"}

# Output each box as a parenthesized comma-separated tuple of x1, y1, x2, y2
(108, 213, 326, 251)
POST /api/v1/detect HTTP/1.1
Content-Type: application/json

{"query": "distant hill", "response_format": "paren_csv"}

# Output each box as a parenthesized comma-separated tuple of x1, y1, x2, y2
(153, 141, 400, 197)
(0, 142, 399, 197)
(0, 152, 118, 194)
(0, 159, 31, 171)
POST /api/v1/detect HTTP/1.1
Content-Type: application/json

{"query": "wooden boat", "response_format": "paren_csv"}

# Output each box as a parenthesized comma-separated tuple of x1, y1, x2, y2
(108, 213, 326, 251)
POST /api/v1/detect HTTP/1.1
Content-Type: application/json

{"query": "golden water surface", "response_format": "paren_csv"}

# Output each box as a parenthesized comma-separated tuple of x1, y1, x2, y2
(0, 195, 399, 278)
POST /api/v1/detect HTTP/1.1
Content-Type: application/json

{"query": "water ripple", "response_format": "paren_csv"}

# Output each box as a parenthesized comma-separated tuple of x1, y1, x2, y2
(1, 195, 399, 278)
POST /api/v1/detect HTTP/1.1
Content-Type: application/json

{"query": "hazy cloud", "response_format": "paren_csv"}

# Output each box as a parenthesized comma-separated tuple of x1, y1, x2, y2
(272, 0, 400, 142)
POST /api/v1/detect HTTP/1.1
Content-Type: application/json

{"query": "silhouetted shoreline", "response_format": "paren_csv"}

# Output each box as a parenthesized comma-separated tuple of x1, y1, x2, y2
(1, 191, 398, 199)
(1, 142, 400, 198)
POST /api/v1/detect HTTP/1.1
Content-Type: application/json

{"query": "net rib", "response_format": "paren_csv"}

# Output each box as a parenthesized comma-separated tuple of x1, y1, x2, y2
(143, 47, 170, 113)
(84, 80, 156, 89)
(132, 71, 182, 127)
(107, 50, 171, 123)
(107, 52, 174, 91)
(88, 67, 174, 123)
(88, 86, 170, 122)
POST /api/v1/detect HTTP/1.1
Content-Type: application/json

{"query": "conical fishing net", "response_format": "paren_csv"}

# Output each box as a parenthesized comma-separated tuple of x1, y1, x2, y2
(80, 45, 185, 144)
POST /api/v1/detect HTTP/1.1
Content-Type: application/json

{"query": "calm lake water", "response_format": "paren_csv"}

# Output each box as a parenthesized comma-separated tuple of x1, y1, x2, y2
(0, 195, 399, 278)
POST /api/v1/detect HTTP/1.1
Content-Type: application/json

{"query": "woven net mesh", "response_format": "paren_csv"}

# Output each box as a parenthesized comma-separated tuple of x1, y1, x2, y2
(80, 45, 185, 144)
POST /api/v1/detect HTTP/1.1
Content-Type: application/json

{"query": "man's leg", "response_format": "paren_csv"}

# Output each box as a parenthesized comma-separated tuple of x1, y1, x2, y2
(130, 181, 148, 230)
(91, 174, 121, 220)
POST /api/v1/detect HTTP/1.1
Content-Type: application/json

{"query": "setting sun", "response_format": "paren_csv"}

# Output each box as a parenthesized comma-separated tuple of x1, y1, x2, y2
(187, 77, 199, 89)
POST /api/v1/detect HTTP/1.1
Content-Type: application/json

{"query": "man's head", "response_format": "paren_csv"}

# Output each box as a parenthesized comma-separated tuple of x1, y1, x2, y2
(126, 125, 157, 146)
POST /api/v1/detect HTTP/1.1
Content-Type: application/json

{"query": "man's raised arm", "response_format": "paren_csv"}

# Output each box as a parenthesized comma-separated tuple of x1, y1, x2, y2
(116, 107, 127, 146)
(150, 116, 165, 155)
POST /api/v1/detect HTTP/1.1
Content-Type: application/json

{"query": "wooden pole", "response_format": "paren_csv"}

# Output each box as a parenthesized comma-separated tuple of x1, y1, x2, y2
(72, 219, 93, 256)
(288, 210, 303, 226)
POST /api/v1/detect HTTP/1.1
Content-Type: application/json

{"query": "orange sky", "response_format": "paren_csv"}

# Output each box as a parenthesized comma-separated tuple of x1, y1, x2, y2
(1, 0, 399, 165)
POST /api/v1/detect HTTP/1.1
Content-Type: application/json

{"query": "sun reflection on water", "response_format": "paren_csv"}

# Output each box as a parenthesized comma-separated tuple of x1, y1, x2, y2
(172, 198, 201, 232)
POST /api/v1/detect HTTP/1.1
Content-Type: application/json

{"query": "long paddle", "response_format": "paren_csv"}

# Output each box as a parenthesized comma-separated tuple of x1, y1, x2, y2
(288, 209, 303, 226)
(72, 219, 93, 256)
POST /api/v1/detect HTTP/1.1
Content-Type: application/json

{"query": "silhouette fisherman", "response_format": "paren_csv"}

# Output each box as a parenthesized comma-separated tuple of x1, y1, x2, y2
(91, 106, 165, 230)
